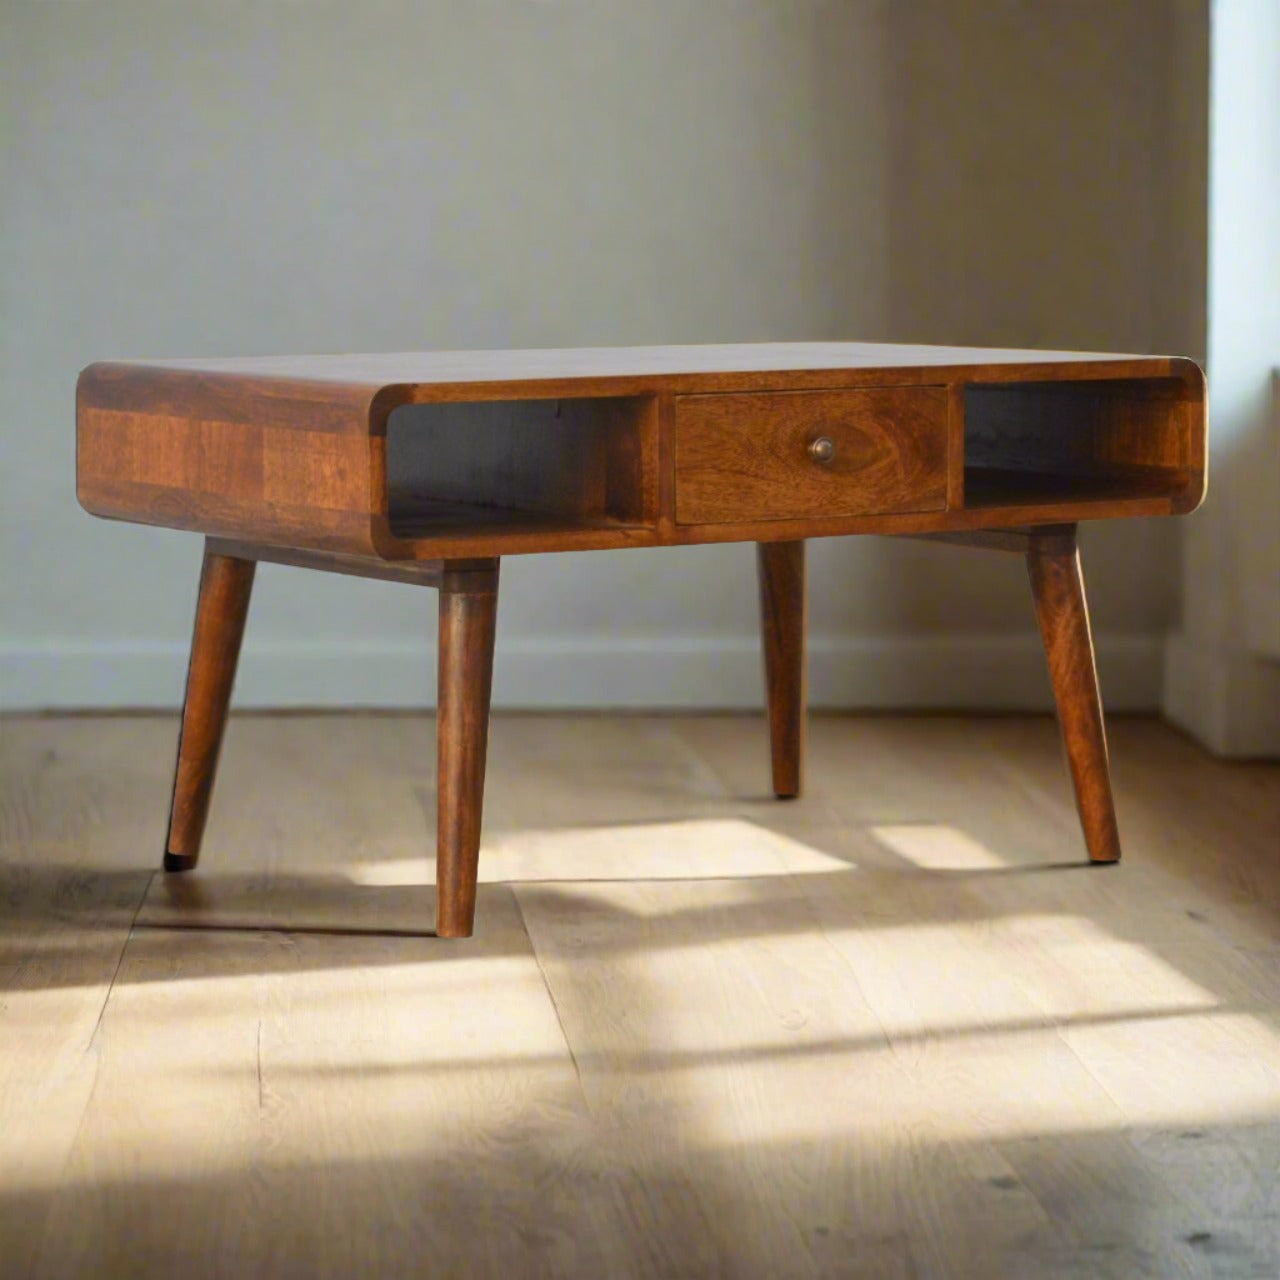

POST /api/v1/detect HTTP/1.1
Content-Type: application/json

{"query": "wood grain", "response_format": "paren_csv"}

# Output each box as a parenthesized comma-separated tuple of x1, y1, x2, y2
(2, 713, 1278, 1277)
(435, 563, 500, 938)
(966, 379, 1194, 465)
(1026, 525, 1122, 863)
(96, 342, 1201, 389)
(757, 540, 806, 798)
(165, 547, 256, 873)
(674, 387, 948, 524)
(77, 345, 1206, 561)
(899, 528, 1033, 554)
(0, 864, 153, 1279)
(77, 364, 382, 556)
(943, 381, 964, 511)
(386, 395, 657, 532)
(205, 539, 451, 587)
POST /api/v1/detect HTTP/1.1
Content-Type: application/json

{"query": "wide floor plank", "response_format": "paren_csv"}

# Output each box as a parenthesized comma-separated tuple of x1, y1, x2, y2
(0, 866, 152, 1277)
(0, 711, 1277, 1278)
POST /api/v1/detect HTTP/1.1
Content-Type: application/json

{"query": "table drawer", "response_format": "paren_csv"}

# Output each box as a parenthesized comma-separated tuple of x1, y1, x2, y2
(674, 387, 949, 525)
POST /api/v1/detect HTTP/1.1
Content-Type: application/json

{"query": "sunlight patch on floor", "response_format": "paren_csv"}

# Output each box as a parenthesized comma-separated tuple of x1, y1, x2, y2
(5, 937, 1280, 1194)
(870, 822, 1011, 870)
(351, 818, 855, 886)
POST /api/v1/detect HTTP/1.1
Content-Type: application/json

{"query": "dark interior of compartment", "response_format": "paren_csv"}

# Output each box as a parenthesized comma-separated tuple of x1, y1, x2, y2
(963, 378, 1197, 509)
(386, 396, 652, 537)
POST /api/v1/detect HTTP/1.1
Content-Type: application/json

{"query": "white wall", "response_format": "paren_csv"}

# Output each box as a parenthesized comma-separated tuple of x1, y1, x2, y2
(1, 1, 1207, 711)
(1165, 0, 1280, 755)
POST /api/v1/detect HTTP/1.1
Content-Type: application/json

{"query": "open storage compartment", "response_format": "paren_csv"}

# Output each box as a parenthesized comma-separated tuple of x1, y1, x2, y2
(962, 377, 1203, 512)
(385, 395, 656, 539)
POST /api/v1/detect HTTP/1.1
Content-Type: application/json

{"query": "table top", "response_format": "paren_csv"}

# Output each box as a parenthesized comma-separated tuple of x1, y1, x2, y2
(87, 341, 1194, 398)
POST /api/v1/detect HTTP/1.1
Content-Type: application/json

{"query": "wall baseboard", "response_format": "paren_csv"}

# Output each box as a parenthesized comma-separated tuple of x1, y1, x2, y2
(2, 632, 1163, 713)
(1163, 633, 1280, 757)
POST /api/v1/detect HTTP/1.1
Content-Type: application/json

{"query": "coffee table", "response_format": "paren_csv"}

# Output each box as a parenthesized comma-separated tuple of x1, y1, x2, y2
(77, 344, 1207, 936)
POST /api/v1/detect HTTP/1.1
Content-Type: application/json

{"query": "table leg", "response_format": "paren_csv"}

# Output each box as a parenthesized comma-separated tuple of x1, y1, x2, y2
(164, 544, 256, 871)
(436, 561, 500, 937)
(757, 540, 806, 798)
(1026, 525, 1122, 863)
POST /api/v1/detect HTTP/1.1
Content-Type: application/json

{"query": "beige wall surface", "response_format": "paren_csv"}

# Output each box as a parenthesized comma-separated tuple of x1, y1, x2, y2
(0, 0, 1207, 709)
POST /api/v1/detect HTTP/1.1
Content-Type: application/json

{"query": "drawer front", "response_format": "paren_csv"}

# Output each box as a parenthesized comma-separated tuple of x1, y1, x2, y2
(674, 387, 949, 525)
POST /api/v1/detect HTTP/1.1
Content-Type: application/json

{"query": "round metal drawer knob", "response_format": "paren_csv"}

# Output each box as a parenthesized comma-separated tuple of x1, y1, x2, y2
(809, 435, 836, 463)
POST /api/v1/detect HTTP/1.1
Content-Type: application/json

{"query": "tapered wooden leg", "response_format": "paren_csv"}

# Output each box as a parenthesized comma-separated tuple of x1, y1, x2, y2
(757, 540, 806, 798)
(1026, 525, 1121, 863)
(164, 546, 256, 871)
(436, 562, 500, 938)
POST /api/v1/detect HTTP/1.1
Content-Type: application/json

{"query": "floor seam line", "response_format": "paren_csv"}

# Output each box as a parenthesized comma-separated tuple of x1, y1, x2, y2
(512, 887, 589, 1108)
(42, 867, 158, 1242)
(84, 869, 154, 1053)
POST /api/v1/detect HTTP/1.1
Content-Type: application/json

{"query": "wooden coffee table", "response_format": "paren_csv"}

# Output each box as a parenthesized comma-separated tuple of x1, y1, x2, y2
(77, 344, 1206, 936)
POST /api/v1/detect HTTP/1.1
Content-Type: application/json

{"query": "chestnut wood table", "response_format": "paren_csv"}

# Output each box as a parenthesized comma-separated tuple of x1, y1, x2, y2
(77, 344, 1206, 937)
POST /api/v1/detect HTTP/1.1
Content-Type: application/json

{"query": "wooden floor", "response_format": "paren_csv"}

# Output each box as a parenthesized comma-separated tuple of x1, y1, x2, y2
(1, 712, 1278, 1279)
